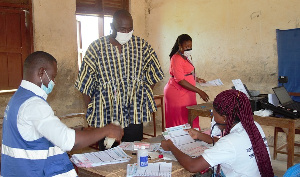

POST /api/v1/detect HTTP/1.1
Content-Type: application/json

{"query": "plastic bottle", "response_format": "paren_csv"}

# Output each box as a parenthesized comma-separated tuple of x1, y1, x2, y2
(137, 146, 148, 167)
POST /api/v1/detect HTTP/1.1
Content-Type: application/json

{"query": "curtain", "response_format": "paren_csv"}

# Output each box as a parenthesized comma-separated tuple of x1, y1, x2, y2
(276, 28, 300, 102)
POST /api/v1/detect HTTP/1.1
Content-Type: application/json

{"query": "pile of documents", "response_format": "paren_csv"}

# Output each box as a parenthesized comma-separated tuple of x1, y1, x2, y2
(119, 141, 161, 152)
(163, 124, 211, 157)
(70, 146, 131, 167)
(127, 162, 172, 177)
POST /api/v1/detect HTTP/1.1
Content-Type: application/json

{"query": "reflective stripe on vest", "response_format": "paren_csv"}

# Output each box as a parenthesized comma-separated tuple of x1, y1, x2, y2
(2, 144, 65, 160)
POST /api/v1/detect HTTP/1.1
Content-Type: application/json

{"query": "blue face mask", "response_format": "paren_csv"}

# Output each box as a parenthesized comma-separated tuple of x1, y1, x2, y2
(40, 70, 55, 94)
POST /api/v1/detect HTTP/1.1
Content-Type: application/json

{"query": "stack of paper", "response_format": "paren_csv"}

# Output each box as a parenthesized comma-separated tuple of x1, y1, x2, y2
(70, 146, 131, 167)
(118, 142, 161, 152)
(163, 124, 211, 157)
(127, 162, 172, 177)
(198, 78, 223, 87)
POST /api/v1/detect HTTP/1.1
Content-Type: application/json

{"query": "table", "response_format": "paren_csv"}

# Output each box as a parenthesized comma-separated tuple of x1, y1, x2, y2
(77, 136, 194, 177)
(186, 102, 300, 168)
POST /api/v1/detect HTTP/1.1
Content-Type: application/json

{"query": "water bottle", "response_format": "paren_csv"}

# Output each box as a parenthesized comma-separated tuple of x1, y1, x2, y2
(137, 146, 148, 167)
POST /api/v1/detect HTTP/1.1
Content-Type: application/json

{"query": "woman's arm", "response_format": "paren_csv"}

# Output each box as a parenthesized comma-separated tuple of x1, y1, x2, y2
(178, 80, 209, 102)
(196, 77, 206, 83)
(186, 128, 220, 144)
(161, 140, 210, 173)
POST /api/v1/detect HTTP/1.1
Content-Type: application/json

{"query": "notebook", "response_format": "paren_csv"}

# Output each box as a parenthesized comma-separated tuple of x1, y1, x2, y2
(272, 86, 300, 111)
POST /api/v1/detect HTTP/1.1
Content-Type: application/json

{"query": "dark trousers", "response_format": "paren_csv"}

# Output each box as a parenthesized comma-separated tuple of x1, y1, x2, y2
(98, 123, 143, 151)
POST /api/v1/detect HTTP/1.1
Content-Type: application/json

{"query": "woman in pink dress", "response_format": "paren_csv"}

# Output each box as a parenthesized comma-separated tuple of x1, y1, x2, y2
(164, 34, 209, 129)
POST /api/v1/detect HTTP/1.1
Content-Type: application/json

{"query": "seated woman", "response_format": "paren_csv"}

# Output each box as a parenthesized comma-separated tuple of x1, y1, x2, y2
(161, 90, 274, 177)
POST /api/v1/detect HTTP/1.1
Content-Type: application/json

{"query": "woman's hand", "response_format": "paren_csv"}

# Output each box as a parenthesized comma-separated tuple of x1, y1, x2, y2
(184, 128, 200, 140)
(196, 77, 206, 83)
(161, 139, 174, 151)
(197, 90, 209, 102)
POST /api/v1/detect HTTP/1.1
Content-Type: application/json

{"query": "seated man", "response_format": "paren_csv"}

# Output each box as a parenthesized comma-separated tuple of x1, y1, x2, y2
(1, 51, 123, 176)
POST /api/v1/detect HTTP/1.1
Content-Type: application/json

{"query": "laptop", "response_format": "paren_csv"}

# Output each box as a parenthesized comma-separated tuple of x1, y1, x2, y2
(272, 86, 300, 111)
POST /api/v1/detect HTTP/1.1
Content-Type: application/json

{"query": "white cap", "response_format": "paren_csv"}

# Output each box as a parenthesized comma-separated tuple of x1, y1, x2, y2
(141, 146, 146, 150)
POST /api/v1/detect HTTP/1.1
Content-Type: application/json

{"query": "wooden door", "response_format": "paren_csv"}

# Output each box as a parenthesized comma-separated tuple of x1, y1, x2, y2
(0, 8, 31, 90)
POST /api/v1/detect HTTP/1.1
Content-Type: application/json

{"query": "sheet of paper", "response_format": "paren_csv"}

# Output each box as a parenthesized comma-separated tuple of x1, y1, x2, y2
(163, 124, 211, 157)
(232, 79, 250, 98)
(70, 146, 131, 167)
(149, 143, 161, 152)
(118, 142, 134, 150)
(127, 162, 172, 177)
(268, 93, 279, 106)
(198, 78, 223, 87)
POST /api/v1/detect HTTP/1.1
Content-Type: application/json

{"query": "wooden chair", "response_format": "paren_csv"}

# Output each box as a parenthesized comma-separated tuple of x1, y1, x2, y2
(143, 95, 165, 138)
(273, 127, 300, 160)
(273, 92, 300, 160)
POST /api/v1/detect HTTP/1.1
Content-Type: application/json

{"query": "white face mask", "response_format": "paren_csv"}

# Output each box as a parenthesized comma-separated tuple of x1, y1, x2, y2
(183, 49, 192, 61)
(210, 117, 222, 137)
(115, 30, 133, 45)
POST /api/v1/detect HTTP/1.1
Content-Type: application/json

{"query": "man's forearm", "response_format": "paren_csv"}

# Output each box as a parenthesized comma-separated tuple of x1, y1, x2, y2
(82, 93, 91, 108)
(73, 127, 107, 150)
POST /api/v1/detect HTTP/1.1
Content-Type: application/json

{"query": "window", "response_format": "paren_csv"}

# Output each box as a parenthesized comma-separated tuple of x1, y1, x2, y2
(76, 15, 112, 69)
(75, 0, 128, 70)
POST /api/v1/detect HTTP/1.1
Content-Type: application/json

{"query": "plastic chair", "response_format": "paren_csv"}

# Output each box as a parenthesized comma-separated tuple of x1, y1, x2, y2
(283, 163, 300, 177)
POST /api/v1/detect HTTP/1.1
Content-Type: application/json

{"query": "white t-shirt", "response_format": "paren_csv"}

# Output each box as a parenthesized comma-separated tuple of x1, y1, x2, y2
(17, 80, 75, 151)
(202, 122, 270, 177)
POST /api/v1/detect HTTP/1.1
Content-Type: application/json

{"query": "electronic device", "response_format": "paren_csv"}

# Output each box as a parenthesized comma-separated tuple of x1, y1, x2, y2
(259, 98, 300, 119)
(231, 80, 266, 112)
(272, 86, 300, 111)
(278, 76, 288, 84)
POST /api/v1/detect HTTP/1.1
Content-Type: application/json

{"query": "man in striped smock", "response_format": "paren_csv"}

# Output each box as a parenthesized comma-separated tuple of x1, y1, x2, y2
(75, 9, 164, 150)
(1, 51, 123, 176)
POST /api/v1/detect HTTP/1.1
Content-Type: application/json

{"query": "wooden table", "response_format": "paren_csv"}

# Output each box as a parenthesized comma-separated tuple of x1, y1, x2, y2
(186, 102, 300, 168)
(77, 136, 194, 177)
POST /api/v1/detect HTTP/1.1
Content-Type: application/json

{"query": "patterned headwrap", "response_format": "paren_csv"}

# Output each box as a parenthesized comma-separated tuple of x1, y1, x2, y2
(213, 89, 274, 176)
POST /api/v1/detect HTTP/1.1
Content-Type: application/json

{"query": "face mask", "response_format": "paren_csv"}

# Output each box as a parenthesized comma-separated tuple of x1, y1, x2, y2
(115, 30, 133, 45)
(210, 117, 222, 137)
(40, 70, 55, 95)
(183, 49, 192, 61)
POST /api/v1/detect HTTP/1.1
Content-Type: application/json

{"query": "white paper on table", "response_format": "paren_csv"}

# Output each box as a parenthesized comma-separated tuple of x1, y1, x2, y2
(149, 143, 161, 152)
(127, 162, 172, 177)
(118, 142, 134, 150)
(198, 78, 223, 87)
(71, 146, 131, 167)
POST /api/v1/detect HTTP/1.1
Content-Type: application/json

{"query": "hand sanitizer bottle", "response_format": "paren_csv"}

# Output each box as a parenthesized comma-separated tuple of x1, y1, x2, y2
(137, 146, 148, 167)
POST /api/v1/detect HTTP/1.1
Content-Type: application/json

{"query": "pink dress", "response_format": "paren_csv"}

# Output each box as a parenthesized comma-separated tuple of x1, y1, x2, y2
(164, 54, 200, 128)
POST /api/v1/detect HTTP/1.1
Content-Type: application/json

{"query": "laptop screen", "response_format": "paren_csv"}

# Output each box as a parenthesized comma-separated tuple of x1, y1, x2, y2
(272, 86, 293, 105)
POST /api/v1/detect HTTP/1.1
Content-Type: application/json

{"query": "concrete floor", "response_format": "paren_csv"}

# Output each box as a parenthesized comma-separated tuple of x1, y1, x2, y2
(143, 122, 300, 177)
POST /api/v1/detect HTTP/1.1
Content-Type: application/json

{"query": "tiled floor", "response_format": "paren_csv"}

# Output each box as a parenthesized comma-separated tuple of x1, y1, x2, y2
(143, 123, 300, 177)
